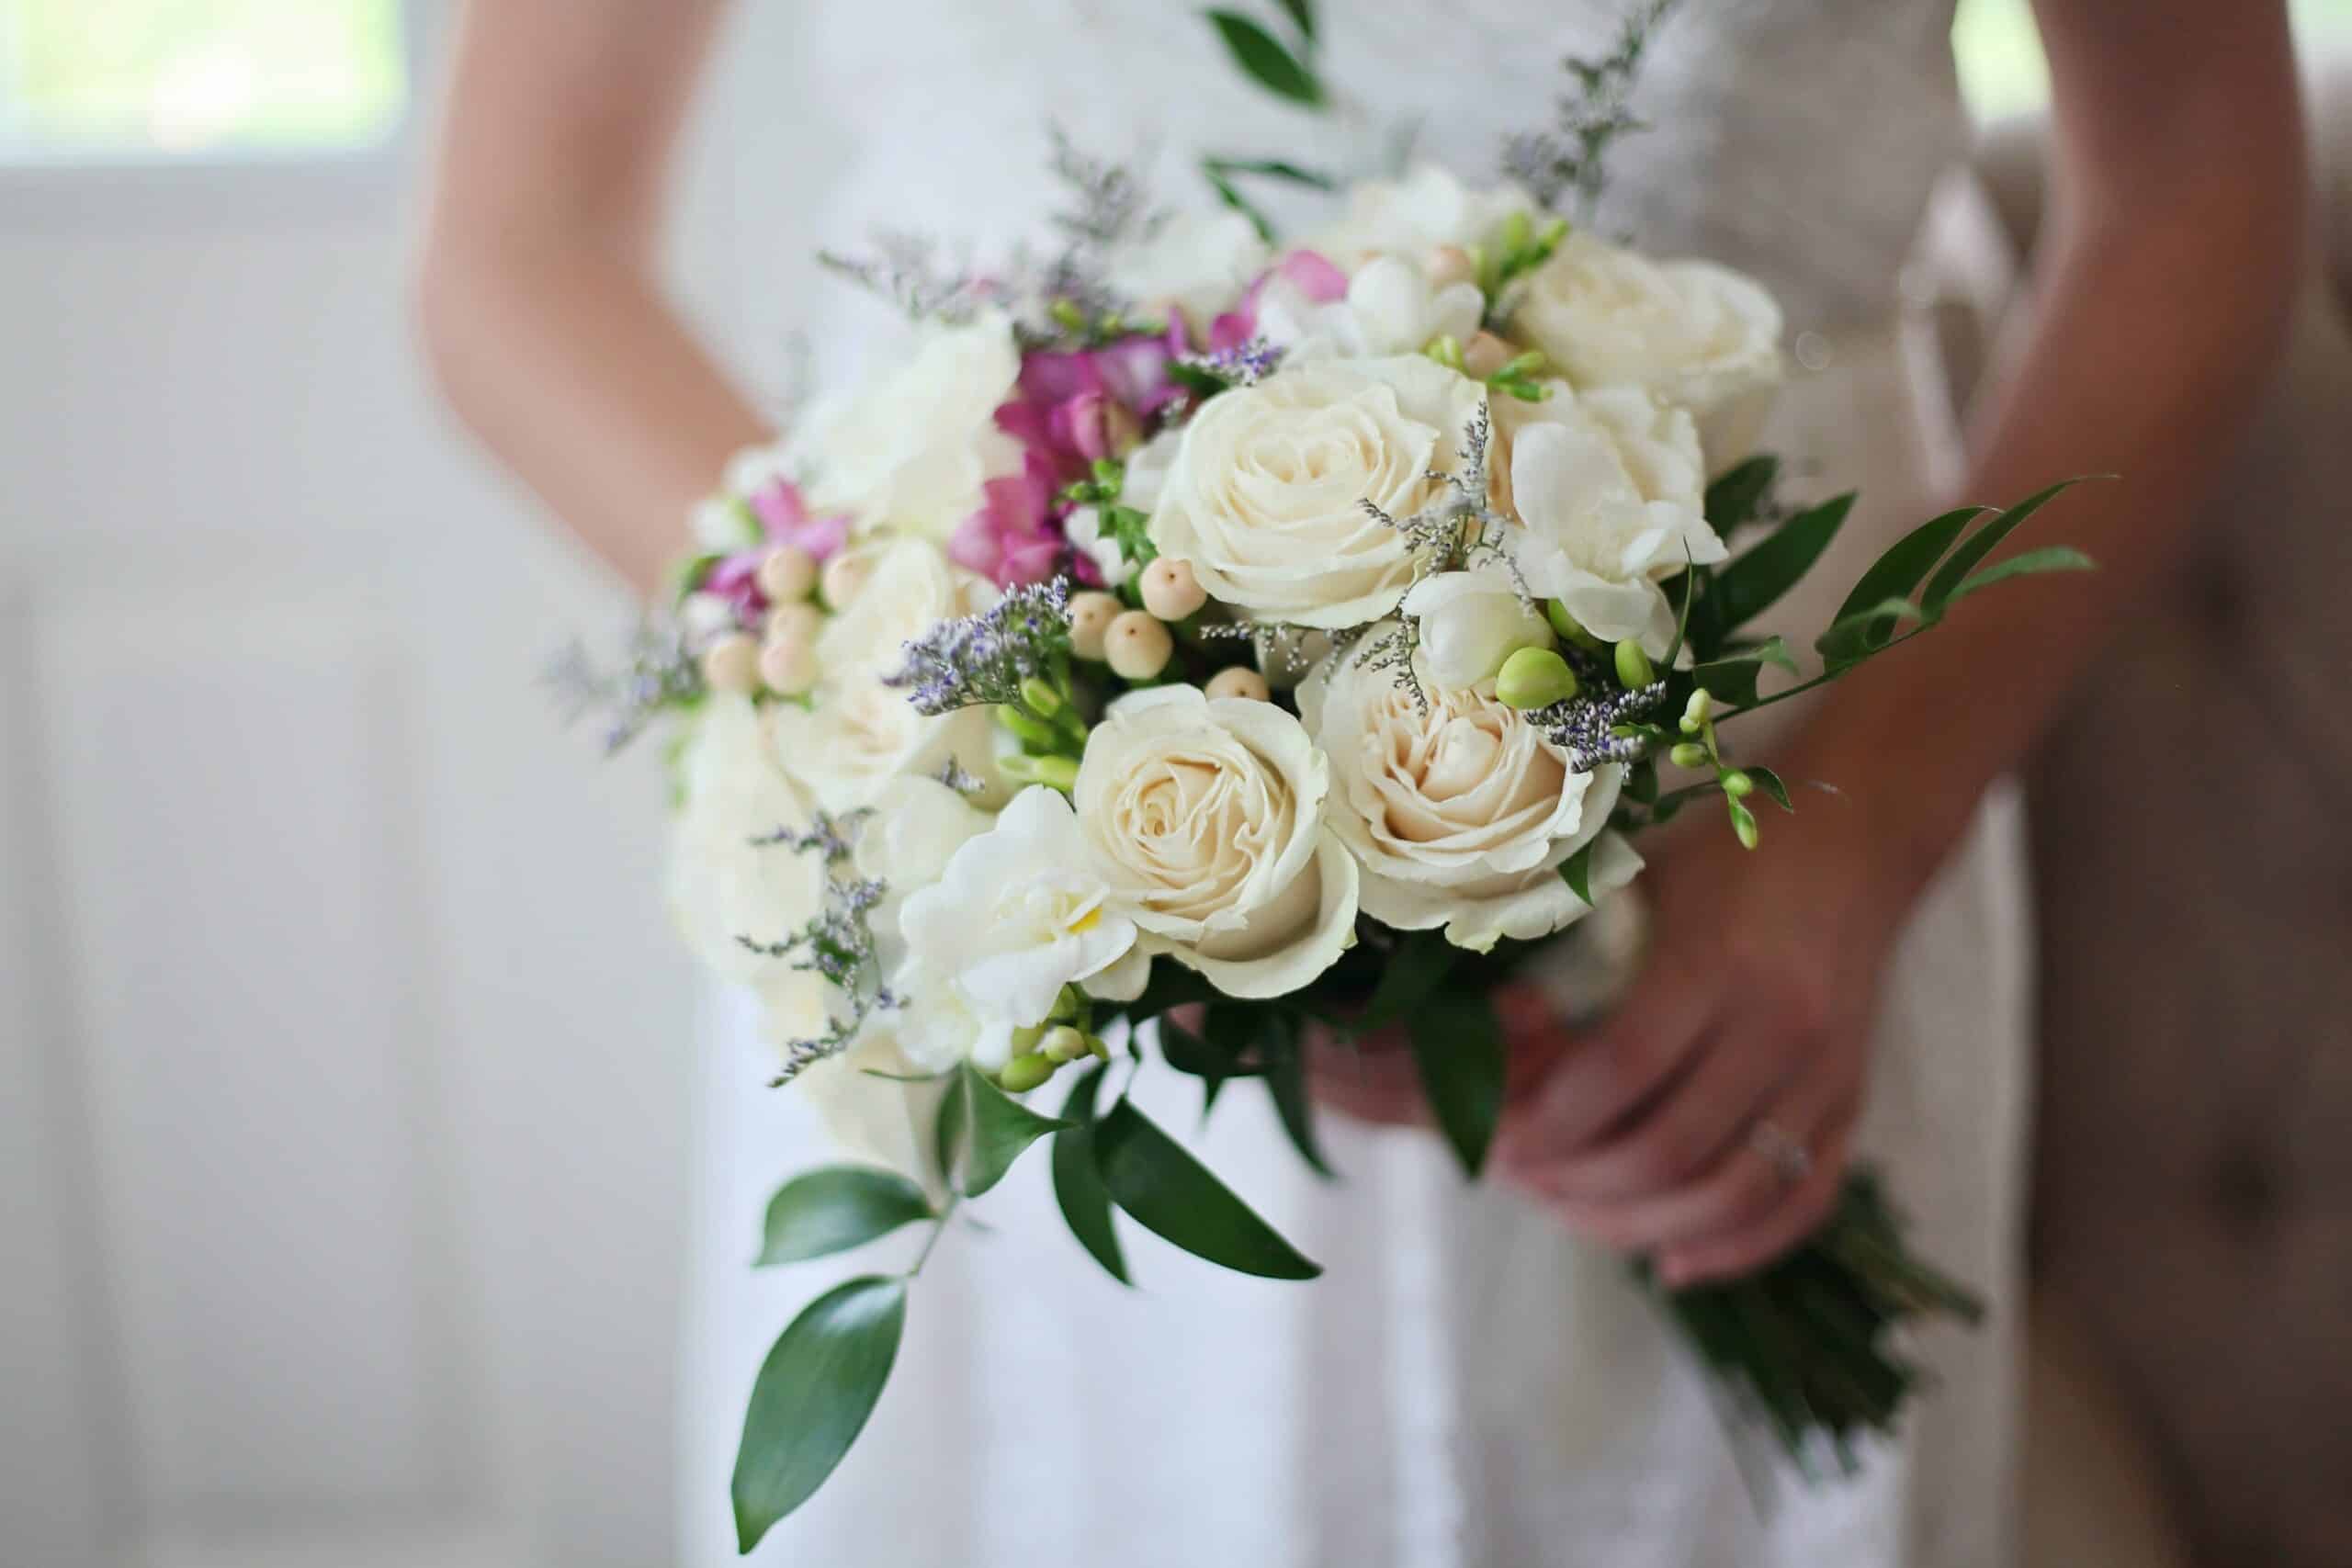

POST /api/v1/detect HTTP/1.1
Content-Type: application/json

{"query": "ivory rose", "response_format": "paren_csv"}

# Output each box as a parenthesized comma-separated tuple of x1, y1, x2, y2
(1510, 231, 1783, 468)
(1148, 355, 1488, 627)
(1074, 685, 1358, 998)
(1308, 162, 1532, 268)
(1299, 630, 1645, 952)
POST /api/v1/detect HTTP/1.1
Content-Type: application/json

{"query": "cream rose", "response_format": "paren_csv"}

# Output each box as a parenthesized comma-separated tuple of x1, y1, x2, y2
(770, 537, 1005, 812)
(1504, 385, 1727, 657)
(1307, 162, 1532, 269)
(1299, 631, 1644, 951)
(1148, 355, 1488, 627)
(785, 311, 1025, 536)
(1074, 686, 1358, 998)
(1510, 231, 1783, 469)
(667, 694, 826, 985)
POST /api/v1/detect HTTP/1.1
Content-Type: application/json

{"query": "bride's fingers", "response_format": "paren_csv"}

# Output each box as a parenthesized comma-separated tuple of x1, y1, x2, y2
(1655, 1110, 1858, 1287)
(1492, 966, 1718, 1174)
(1532, 1077, 1850, 1258)
(1516, 1023, 1794, 1205)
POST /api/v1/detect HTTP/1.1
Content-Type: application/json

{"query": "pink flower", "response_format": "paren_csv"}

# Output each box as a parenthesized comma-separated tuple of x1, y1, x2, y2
(947, 452, 1065, 587)
(747, 479, 850, 562)
(1210, 248, 1348, 350)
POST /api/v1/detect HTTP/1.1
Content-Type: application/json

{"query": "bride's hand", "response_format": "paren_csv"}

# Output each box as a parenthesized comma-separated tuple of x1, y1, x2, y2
(1492, 800, 1909, 1288)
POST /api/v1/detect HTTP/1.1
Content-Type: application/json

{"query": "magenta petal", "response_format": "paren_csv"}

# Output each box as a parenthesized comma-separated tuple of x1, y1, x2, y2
(1000, 536, 1064, 586)
(1277, 248, 1349, 302)
(946, 511, 1002, 577)
(789, 513, 851, 561)
(748, 479, 808, 536)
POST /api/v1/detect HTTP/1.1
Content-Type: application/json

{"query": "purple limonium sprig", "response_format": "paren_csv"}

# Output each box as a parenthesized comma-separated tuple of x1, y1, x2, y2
(1180, 334, 1284, 388)
(737, 809, 900, 1086)
(544, 623, 700, 755)
(884, 577, 1073, 716)
(1530, 678, 1672, 773)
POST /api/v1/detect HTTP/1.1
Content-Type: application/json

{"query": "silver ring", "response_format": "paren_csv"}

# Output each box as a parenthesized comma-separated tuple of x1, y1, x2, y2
(1748, 1118, 1812, 1187)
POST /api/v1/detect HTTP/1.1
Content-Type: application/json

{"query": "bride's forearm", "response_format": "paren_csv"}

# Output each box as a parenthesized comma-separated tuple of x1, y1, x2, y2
(1781, 89, 2305, 899)
(418, 238, 765, 597)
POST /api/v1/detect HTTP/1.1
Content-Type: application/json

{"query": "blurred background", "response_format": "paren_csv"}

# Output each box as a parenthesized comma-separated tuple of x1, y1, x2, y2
(2, 3, 2347, 1566)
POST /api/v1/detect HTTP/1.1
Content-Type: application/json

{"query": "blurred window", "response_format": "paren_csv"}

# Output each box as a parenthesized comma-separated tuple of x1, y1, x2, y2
(1956, 0, 2352, 122)
(0, 0, 404, 157)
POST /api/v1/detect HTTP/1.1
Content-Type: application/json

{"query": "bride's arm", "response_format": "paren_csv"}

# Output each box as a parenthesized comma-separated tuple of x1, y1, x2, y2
(1496, 0, 2306, 1283)
(414, 0, 763, 596)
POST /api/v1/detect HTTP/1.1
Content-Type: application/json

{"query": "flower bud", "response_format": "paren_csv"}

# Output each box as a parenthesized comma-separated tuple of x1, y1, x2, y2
(820, 550, 873, 608)
(1613, 640, 1655, 689)
(1425, 244, 1477, 290)
(1424, 333, 1466, 372)
(1496, 647, 1579, 710)
(1009, 1024, 1046, 1055)
(1544, 599, 1601, 649)
(1500, 209, 1533, 257)
(755, 544, 818, 604)
(1038, 1025, 1089, 1064)
(764, 600, 823, 649)
(698, 634, 761, 695)
(1067, 590, 1123, 660)
(1204, 666, 1272, 703)
(1729, 799, 1760, 852)
(1049, 984, 1085, 1022)
(1104, 610, 1174, 680)
(997, 1052, 1056, 1093)
(757, 637, 819, 697)
(1139, 557, 1207, 621)
(1680, 689, 1713, 733)
(1000, 751, 1081, 791)
(1722, 770, 1754, 798)
(1018, 676, 1064, 718)
(996, 705, 1059, 746)
(1463, 330, 1514, 379)
(1668, 741, 1710, 770)
(1499, 350, 1549, 379)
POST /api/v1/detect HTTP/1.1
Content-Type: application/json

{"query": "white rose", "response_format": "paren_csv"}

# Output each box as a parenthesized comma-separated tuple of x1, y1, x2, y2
(771, 537, 1006, 812)
(1258, 254, 1485, 362)
(1105, 209, 1269, 327)
(1506, 386, 1727, 657)
(667, 694, 825, 985)
(1309, 163, 1532, 268)
(786, 311, 1025, 536)
(1075, 685, 1358, 998)
(1299, 631, 1644, 952)
(1400, 562, 1556, 691)
(1511, 232, 1783, 469)
(1149, 355, 1487, 627)
(893, 787, 1139, 1071)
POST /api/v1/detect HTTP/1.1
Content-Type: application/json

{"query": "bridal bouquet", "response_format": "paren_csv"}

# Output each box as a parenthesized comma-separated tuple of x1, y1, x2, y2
(562, 4, 2086, 1550)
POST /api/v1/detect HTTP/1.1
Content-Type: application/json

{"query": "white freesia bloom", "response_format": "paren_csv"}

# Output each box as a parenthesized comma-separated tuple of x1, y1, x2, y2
(667, 694, 825, 986)
(786, 311, 1024, 536)
(1300, 632, 1644, 951)
(1258, 254, 1485, 362)
(1401, 562, 1556, 691)
(894, 787, 1138, 1071)
(1309, 162, 1532, 267)
(854, 773, 991, 973)
(771, 537, 1005, 812)
(1506, 386, 1726, 657)
(1511, 231, 1784, 468)
(1075, 686, 1358, 997)
(791, 1015, 952, 1193)
(1105, 209, 1269, 327)
(1149, 355, 1487, 627)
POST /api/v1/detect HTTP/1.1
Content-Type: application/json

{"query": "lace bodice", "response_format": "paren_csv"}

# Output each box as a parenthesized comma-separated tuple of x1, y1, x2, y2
(703, 0, 1964, 372)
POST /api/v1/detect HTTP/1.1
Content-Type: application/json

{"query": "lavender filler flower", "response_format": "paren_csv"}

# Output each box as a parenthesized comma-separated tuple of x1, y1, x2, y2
(738, 808, 900, 1085)
(884, 577, 1073, 716)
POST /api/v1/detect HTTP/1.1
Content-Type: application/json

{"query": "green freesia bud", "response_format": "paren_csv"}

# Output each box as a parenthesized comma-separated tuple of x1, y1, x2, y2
(1614, 640, 1655, 689)
(1048, 984, 1085, 1023)
(996, 705, 1060, 748)
(1000, 751, 1081, 791)
(1500, 350, 1549, 379)
(1544, 600, 1601, 649)
(1537, 217, 1570, 252)
(1009, 1023, 1046, 1055)
(1048, 299, 1089, 333)
(1668, 741, 1710, 770)
(1424, 334, 1466, 372)
(1500, 210, 1533, 256)
(1018, 676, 1064, 718)
(1722, 770, 1755, 798)
(997, 1052, 1056, 1093)
(1680, 689, 1713, 734)
(1729, 799, 1760, 852)
(1038, 1025, 1089, 1064)
(1496, 647, 1580, 710)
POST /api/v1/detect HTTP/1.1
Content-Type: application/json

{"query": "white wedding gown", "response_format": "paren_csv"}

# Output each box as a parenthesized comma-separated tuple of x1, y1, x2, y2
(679, 2, 2030, 1563)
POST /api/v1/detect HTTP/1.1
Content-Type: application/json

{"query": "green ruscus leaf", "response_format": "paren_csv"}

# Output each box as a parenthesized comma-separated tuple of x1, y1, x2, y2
(1691, 636, 1799, 706)
(1920, 479, 2085, 614)
(1942, 545, 2096, 605)
(1745, 765, 1796, 812)
(1361, 930, 1459, 1031)
(732, 1276, 908, 1551)
(1558, 840, 1598, 907)
(958, 1064, 1069, 1198)
(1826, 504, 1985, 652)
(1703, 454, 1781, 533)
(1708, 493, 1855, 633)
(1406, 986, 1507, 1178)
(1258, 1010, 1334, 1179)
(1203, 8, 1326, 106)
(1092, 1100, 1322, 1280)
(755, 1166, 934, 1267)
(1817, 595, 1929, 667)
(1050, 1064, 1129, 1285)
(1276, 0, 1317, 43)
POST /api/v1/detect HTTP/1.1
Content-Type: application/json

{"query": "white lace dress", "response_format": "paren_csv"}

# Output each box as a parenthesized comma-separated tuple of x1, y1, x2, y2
(679, 3, 2030, 1562)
